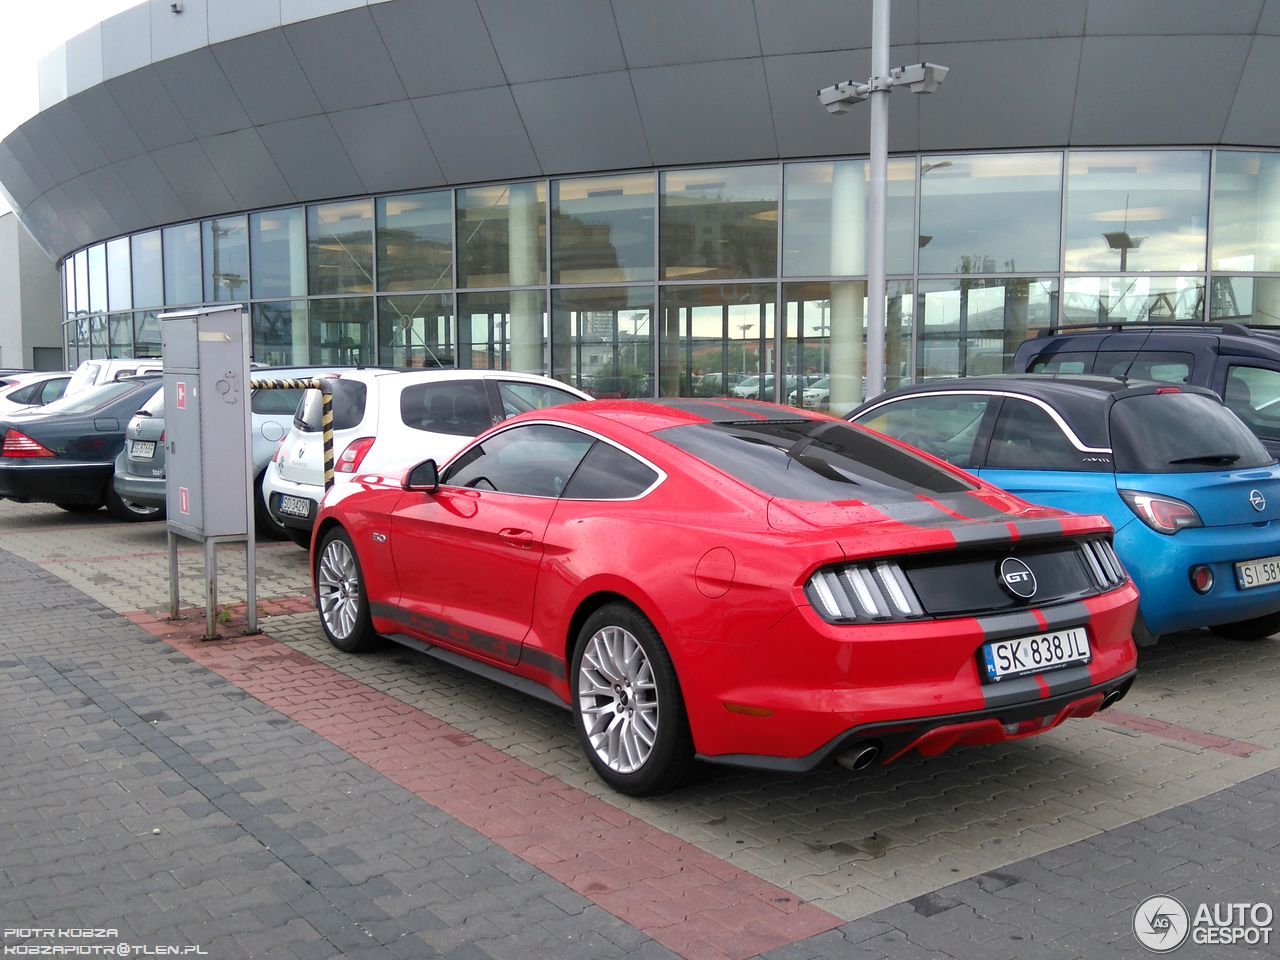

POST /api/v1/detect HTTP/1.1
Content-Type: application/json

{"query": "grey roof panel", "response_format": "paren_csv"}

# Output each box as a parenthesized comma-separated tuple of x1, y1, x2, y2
(66, 86, 146, 164)
(211, 29, 322, 126)
(512, 72, 651, 173)
(329, 100, 445, 195)
(1085, 0, 1263, 35)
(631, 60, 779, 166)
(1261, 0, 1280, 33)
(150, 0, 212, 62)
(199, 128, 297, 210)
(3, 130, 55, 195)
(26, 193, 82, 259)
(371, 0, 505, 98)
(479, 0, 625, 83)
(150, 141, 237, 220)
(919, 0, 1086, 42)
(20, 117, 81, 187)
(60, 178, 118, 244)
(112, 154, 190, 225)
(257, 115, 366, 201)
(1223, 36, 1280, 145)
(209, 0, 283, 44)
(154, 48, 252, 139)
(65, 25, 105, 99)
(0, 144, 40, 210)
(412, 87, 540, 183)
(104, 67, 194, 152)
(755, 0, 918, 56)
(917, 39, 1080, 151)
(41, 102, 109, 177)
(82, 166, 151, 237)
(283, 8, 407, 112)
(1072, 36, 1250, 145)
(612, 0, 760, 68)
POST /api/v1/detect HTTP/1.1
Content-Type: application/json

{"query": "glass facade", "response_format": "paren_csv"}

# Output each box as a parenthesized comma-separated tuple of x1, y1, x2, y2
(58, 148, 1280, 404)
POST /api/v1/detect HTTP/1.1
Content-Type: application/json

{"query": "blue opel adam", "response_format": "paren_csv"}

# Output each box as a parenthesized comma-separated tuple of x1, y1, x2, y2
(850, 376, 1280, 646)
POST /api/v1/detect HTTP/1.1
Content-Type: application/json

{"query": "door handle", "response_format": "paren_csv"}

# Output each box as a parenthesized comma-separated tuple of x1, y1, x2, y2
(499, 527, 536, 547)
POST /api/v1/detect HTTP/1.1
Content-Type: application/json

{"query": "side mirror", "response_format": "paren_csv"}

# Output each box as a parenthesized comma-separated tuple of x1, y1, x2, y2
(403, 458, 439, 493)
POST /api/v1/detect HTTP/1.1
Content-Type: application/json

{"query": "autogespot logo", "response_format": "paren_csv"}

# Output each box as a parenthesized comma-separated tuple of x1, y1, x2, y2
(1134, 896, 1190, 952)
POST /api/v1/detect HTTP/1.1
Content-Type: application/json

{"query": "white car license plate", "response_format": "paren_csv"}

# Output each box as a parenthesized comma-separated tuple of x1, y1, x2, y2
(277, 494, 312, 519)
(130, 440, 155, 459)
(1236, 555, 1280, 590)
(981, 627, 1090, 682)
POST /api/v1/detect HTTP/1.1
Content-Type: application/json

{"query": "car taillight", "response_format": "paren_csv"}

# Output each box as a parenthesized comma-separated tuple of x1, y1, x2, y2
(2, 429, 55, 458)
(1119, 490, 1203, 535)
(1077, 536, 1127, 590)
(806, 560, 925, 623)
(335, 437, 375, 473)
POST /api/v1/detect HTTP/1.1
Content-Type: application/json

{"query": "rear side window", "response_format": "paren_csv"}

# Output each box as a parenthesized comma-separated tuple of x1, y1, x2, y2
(251, 387, 304, 415)
(856, 395, 993, 467)
(1027, 351, 1092, 375)
(445, 424, 595, 497)
(40, 378, 68, 404)
(498, 380, 584, 417)
(294, 380, 367, 433)
(401, 380, 492, 436)
(985, 399, 1104, 471)
(1111, 392, 1273, 473)
(1224, 365, 1280, 441)
(656, 419, 973, 501)
(1093, 351, 1193, 384)
(4, 383, 40, 405)
(561, 442, 659, 499)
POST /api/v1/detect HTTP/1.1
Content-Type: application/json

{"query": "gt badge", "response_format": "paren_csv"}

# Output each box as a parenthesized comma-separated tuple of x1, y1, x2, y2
(372, 532, 387, 543)
(999, 557, 1038, 600)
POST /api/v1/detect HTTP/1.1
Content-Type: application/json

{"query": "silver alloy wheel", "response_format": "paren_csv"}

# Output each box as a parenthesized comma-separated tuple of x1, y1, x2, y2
(317, 538, 361, 640)
(577, 624, 659, 774)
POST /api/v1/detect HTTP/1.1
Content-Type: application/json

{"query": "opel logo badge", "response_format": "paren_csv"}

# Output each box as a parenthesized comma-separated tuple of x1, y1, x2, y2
(999, 557, 1038, 600)
(1249, 489, 1266, 512)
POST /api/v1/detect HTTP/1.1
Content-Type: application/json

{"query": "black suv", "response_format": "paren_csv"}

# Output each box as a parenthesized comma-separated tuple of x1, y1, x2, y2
(1010, 322, 1280, 459)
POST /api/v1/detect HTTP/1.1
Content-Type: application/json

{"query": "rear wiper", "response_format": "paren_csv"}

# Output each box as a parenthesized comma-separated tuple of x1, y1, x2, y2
(1169, 453, 1241, 465)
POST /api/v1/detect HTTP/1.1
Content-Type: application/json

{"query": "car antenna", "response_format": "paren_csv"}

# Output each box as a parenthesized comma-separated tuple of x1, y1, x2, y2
(1117, 325, 1157, 384)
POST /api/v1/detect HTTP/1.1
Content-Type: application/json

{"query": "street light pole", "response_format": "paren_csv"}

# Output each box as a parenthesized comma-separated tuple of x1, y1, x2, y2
(865, 0, 890, 399)
(817, 1, 948, 401)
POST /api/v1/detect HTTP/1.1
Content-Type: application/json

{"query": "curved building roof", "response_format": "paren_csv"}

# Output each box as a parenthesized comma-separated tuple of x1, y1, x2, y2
(5, 0, 1280, 261)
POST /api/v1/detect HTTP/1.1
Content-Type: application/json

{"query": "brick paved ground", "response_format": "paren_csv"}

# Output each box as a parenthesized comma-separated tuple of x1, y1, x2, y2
(2, 501, 1278, 958)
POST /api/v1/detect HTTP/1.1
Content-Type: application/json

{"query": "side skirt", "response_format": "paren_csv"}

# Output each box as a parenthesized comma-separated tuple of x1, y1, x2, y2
(384, 632, 570, 711)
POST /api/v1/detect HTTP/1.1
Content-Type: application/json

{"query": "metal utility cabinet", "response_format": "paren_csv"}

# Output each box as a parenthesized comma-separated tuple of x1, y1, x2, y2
(160, 306, 257, 638)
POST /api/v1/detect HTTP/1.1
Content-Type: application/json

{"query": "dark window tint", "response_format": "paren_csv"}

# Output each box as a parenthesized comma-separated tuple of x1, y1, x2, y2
(401, 380, 492, 436)
(1093, 351, 1193, 383)
(1027, 351, 1092, 375)
(444, 424, 595, 497)
(656, 419, 973, 501)
(41, 379, 152, 416)
(562, 442, 659, 499)
(986, 399, 1103, 471)
(294, 380, 368, 433)
(252, 387, 304, 416)
(140, 387, 166, 417)
(1111, 392, 1273, 473)
(856, 395, 993, 468)
(5, 383, 39, 405)
(497, 380, 584, 418)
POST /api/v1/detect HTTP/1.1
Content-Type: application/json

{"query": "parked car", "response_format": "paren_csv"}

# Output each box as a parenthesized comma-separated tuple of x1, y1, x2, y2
(112, 366, 355, 534)
(1011, 321, 1280, 459)
(264, 369, 592, 547)
(0, 376, 163, 520)
(0, 371, 71, 416)
(65, 358, 163, 396)
(789, 374, 830, 408)
(851, 375, 1280, 645)
(310, 398, 1138, 795)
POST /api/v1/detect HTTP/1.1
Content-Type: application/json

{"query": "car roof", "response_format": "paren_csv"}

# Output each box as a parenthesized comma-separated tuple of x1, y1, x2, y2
(856, 374, 1221, 450)
(1023, 322, 1280, 362)
(545, 397, 824, 434)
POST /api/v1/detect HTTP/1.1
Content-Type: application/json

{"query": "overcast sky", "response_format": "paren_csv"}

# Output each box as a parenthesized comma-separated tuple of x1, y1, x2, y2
(0, 0, 139, 215)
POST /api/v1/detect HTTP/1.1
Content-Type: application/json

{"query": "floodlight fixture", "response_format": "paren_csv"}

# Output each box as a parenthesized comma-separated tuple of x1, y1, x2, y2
(817, 81, 869, 114)
(890, 62, 949, 94)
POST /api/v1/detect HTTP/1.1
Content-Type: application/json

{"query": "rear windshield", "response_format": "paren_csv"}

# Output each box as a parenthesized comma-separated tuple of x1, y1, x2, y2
(294, 380, 368, 432)
(1110, 393, 1274, 473)
(38, 379, 152, 416)
(656, 419, 974, 501)
(252, 387, 304, 416)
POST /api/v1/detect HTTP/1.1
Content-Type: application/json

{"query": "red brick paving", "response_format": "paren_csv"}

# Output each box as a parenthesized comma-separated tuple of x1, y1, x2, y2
(122, 606, 843, 960)
(1101, 708, 1265, 758)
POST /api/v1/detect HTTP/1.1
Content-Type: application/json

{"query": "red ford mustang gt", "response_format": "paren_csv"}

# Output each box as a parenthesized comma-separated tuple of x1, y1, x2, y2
(310, 399, 1139, 795)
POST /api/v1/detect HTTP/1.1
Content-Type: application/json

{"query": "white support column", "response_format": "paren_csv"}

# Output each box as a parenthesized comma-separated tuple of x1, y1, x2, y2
(829, 162, 867, 412)
(509, 183, 543, 373)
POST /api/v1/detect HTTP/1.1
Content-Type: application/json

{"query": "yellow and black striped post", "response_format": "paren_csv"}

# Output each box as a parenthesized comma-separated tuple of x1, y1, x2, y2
(251, 377, 336, 493)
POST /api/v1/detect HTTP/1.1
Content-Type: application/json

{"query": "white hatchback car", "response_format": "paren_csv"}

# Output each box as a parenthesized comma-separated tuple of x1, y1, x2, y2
(262, 369, 593, 546)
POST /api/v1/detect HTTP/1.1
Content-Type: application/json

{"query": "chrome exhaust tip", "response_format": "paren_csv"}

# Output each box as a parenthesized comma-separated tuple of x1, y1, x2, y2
(1100, 678, 1134, 712)
(836, 742, 881, 772)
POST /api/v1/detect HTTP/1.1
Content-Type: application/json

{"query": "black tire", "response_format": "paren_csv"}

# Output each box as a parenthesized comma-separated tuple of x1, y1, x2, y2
(1213, 612, 1280, 642)
(284, 526, 312, 549)
(254, 472, 289, 540)
(570, 602, 695, 796)
(56, 503, 100, 514)
(104, 485, 165, 522)
(314, 527, 380, 653)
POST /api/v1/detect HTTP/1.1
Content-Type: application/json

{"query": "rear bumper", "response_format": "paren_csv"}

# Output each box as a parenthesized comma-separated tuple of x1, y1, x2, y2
(0, 459, 111, 505)
(700, 671, 1137, 773)
(263, 465, 321, 531)
(112, 470, 166, 508)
